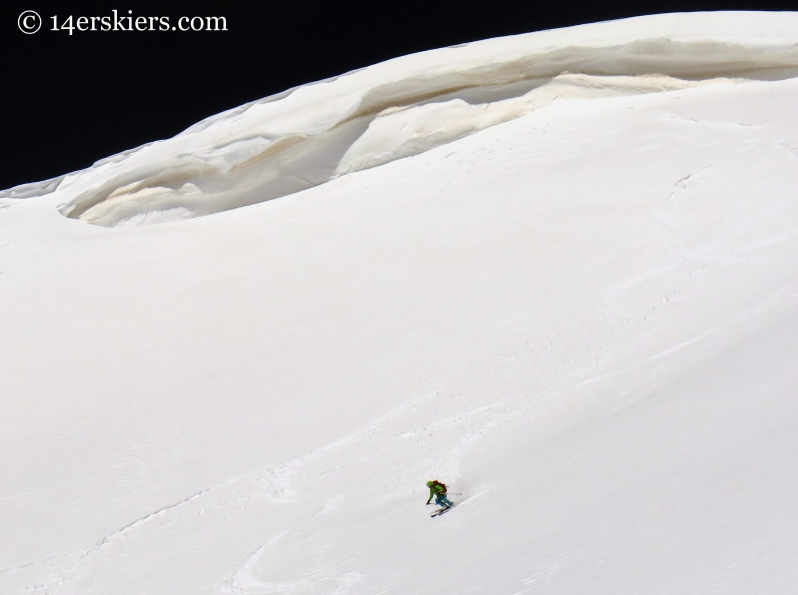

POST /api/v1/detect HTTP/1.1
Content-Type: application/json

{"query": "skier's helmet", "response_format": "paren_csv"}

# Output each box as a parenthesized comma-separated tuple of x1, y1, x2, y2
(426, 481, 434, 487)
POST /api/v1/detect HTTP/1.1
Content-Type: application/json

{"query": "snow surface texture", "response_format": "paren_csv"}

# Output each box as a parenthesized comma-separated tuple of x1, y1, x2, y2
(3, 10, 798, 595)
(3, 11, 798, 227)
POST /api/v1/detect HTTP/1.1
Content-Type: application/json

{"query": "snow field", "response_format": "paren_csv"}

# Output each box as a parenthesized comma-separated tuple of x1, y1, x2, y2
(2, 12, 798, 595)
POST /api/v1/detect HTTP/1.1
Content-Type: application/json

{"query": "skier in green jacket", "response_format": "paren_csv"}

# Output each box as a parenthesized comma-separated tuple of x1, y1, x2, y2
(426, 480, 453, 509)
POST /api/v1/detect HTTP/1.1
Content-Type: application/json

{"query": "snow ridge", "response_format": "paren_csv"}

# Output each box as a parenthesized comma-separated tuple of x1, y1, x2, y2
(4, 12, 798, 228)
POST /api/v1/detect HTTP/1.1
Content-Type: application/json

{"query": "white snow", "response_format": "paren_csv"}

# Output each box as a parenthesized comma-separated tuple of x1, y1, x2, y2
(3, 11, 798, 595)
(4, 11, 798, 227)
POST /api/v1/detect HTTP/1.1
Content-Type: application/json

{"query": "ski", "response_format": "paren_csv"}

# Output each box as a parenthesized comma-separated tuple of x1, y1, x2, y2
(430, 506, 453, 517)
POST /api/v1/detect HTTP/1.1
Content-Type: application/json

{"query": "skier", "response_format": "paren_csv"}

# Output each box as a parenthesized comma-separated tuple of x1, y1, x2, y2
(425, 480, 453, 509)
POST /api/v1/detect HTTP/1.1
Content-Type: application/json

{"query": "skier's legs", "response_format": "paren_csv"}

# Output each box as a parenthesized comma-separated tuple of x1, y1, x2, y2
(436, 494, 453, 508)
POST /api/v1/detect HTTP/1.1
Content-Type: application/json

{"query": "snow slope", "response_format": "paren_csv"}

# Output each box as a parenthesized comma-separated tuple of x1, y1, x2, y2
(3, 11, 798, 595)
(3, 11, 798, 227)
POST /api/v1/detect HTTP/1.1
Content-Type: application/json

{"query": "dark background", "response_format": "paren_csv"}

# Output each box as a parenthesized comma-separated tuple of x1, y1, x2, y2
(2, 0, 795, 190)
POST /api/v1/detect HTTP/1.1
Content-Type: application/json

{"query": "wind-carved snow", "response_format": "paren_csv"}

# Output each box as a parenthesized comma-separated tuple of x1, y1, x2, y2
(56, 68, 796, 228)
(334, 74, 718, 177)
(4, 12, 797, 227)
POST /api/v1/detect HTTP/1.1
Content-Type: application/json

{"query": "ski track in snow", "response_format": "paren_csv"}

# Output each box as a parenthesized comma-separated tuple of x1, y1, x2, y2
(25, 362, 629, 594)
(667, 165, 714, 201)
(20, 390, 472, 593)
(19, 327, 706, 593)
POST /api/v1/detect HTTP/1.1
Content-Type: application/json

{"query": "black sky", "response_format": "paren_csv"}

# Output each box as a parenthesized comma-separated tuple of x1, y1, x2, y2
(2, 0, 795, 190)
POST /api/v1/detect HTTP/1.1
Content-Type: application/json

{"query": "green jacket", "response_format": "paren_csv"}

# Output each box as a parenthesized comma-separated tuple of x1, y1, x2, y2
(426, 482, 447, 504)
